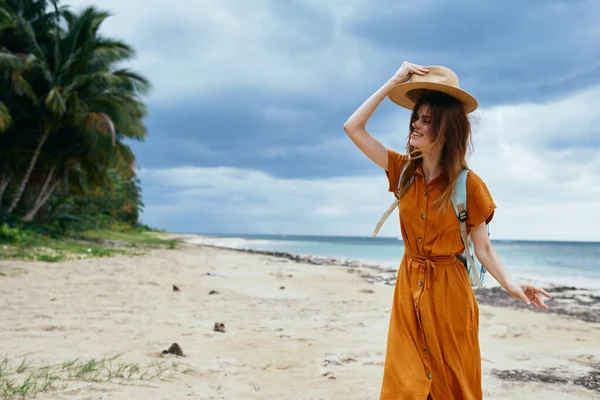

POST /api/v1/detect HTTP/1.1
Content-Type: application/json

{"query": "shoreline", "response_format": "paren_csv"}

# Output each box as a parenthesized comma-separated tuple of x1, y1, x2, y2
(169, 233, 600, 324)
(174, 233, 600, 289)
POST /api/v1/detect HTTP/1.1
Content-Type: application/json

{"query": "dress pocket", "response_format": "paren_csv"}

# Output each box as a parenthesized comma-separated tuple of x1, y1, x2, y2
(441, 262, 476, 335)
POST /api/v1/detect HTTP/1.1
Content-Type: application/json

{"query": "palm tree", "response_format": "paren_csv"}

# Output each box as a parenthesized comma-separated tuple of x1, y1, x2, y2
(1, 2, 150, 215)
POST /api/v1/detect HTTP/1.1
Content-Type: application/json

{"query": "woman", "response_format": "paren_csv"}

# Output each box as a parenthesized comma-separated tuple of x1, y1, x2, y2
(343, 62, 551, 399)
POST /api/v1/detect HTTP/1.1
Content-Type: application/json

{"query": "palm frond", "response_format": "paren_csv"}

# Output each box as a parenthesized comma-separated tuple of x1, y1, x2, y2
(45, 86, 66, 115)
(62, 6, 110, 58)
(16, 16, 47, 66)
(112, 68, 151, 94)
(0, 51, 25, 70)
(87, 37, 134, 64)
(0, 7, 16, 29)
(58, 39, 134, 84)
(81, 94, 147, 140)
(66, 68, 150, 96)
(86, 111, 115, 145)
(11, 71, 39, 104)
(0, 100, 12, 132)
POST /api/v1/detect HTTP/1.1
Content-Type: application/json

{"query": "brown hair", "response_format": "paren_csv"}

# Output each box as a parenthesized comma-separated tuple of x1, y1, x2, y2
(397, 90, 473, 212)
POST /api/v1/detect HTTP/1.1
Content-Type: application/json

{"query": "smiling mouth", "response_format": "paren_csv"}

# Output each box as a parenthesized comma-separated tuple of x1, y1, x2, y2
(411, 132, 424, 137)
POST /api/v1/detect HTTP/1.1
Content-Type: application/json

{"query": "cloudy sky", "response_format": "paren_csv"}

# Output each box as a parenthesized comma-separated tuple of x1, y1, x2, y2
(68, 0, 600, 242)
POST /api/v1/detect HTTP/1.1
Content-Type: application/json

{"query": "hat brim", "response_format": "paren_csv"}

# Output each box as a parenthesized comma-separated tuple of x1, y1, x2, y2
(388, 81, 478, 114)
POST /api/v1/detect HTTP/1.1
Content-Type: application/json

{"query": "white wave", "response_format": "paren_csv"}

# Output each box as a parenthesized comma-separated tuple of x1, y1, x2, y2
(184, 235, 272, 250)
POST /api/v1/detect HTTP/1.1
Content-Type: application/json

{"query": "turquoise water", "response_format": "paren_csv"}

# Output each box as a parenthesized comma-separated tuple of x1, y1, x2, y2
(196, 234, 600, 289)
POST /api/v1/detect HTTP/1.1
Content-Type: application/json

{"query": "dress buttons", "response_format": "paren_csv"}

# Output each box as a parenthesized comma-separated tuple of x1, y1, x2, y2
(418, 281, 423, 287)
(418, 237, 423, 243)
(427, 373, 432, 379)
(421, 214, 425, 220)
(423, 348, 429, 355)
(424, 190, 428, 196)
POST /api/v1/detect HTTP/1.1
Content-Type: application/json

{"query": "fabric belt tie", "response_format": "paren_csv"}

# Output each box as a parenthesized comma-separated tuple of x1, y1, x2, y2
(404, 249, 456, 289)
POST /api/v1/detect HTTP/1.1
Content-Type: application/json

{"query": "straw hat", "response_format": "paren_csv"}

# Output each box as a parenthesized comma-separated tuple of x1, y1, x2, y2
(388, 65, 478, 114)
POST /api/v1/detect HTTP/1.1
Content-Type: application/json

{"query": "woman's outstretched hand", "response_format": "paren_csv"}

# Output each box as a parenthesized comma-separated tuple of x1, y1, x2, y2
(505, 281, 552, 310)
(389, 62, 429, 85)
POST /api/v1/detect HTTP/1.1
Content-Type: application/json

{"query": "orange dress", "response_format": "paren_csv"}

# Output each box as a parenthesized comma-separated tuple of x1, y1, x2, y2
(380, 150, 496, 400)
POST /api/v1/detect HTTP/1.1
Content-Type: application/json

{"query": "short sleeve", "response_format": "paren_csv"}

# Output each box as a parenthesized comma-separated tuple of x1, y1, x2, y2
(466, 171, 496, 229)
(385, 149, 409, 193)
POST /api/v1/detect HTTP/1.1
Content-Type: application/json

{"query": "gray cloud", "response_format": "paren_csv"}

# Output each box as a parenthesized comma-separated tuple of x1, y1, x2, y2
(345, 0, 600, 104)
(137, 86, 600, 241)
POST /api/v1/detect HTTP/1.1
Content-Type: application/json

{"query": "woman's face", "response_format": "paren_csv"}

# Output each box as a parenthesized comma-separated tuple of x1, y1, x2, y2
(409, 104, 433, 149)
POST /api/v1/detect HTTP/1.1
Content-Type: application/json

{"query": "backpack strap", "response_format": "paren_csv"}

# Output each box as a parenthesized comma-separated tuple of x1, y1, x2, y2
(373, 165, 485, 288)
(451, 169, 484, 288)
(372, 161, 412, 237)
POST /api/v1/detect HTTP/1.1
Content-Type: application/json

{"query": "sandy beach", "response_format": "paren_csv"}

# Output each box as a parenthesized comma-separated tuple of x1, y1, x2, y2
(1, 234, 599, 399)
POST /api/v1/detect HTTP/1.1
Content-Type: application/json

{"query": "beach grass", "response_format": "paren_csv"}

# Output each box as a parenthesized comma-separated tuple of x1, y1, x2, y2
(0, 354, 194, 399)
(0, 225, 178, 263)
(77, 229, 178, 248)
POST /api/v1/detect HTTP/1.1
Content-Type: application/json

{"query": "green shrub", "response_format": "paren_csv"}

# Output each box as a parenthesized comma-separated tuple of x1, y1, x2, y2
(36, 254, 66, 263)
(0, 223, 28, 245)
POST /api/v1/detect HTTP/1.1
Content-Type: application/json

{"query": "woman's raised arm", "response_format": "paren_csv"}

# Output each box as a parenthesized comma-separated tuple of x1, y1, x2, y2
(343, 62, 428, 170)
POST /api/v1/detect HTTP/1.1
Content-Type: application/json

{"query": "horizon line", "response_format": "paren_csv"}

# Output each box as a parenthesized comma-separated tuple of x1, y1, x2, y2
(175, 231, 600, 245)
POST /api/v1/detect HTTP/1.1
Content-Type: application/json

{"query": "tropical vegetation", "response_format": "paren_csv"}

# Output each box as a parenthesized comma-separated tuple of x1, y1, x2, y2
(0, 0, 169, 258)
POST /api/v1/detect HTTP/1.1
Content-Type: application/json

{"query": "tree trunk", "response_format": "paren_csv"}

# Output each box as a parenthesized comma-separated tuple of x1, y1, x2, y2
(0, 171, 14, 206)
(22, 177, 58, 222)
(7, 127, 51, 213)
(22, 165, 55, 218)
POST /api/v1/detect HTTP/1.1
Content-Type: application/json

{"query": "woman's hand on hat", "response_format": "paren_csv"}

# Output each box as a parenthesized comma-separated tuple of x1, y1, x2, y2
(505, 281, 552, 310)
(389, 62, 429, 85)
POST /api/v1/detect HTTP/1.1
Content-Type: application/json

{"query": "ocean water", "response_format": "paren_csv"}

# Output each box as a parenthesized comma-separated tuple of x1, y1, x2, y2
(190, 234, 600, 289)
